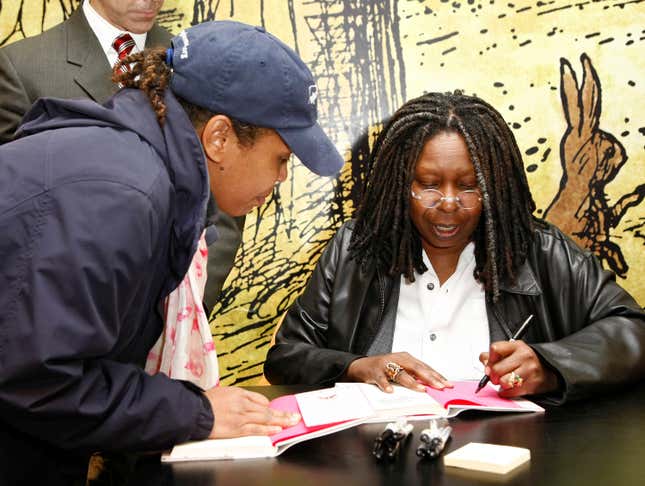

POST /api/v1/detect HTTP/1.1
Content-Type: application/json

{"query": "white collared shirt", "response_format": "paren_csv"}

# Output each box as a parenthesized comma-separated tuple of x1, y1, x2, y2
(391, 242, 489, 381)
(83, 0, 147, 67)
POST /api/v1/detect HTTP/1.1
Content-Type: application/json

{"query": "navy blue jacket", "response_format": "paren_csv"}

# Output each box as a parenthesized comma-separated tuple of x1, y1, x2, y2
(0, 90, 214, 462)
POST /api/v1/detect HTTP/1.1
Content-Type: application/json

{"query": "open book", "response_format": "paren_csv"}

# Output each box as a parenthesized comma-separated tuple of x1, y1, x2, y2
(162, 381, 542, 462)
(162, 392, 366, 462)
(423, 381, 544, 417)
(333, 381, 543, 423)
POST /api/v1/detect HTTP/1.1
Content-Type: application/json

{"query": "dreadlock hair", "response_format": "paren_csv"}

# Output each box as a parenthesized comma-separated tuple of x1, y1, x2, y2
(349, 91, 540, 302)
(112, 48, 264, 146)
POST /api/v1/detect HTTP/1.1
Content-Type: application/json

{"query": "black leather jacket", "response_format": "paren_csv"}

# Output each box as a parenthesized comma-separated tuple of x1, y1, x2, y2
(265, 221, 645, 403)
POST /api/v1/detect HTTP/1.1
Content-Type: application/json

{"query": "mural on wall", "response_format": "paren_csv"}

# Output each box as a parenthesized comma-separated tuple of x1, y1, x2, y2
(544, 53, 645, 277)
(1, 0, 643, 386)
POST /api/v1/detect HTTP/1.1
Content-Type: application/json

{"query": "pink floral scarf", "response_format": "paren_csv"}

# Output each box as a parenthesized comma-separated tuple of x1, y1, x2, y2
(145, 232, 220, 389)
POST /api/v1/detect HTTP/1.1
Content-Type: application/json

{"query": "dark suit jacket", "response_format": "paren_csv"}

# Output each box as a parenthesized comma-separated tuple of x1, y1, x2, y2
(0, 8, 171, 143)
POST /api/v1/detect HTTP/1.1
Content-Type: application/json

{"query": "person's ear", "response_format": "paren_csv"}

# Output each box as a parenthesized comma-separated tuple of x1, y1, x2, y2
(201, 115, 234, 166)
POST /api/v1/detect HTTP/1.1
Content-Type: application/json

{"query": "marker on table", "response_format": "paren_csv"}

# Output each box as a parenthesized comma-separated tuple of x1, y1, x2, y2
(475, 314, 535, 394)
(417, 418, 452, 459)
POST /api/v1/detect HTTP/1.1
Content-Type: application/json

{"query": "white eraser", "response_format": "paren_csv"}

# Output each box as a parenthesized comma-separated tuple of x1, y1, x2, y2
(443, 442, 530, 475)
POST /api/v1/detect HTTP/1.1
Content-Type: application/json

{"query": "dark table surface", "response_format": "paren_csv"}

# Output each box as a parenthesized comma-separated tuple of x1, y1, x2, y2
(128, 384, 645, 486)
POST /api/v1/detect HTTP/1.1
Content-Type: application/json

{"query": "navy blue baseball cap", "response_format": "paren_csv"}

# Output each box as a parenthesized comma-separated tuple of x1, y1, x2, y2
(168, 21, 344, 177)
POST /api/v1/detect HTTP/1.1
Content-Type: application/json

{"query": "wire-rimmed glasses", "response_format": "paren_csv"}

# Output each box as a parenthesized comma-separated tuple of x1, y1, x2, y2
(410, 188, 481, 209)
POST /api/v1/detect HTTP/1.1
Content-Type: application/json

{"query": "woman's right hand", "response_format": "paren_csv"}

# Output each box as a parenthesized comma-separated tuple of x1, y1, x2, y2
(204, 386, 301, 439)
(344, 352, 452, 393)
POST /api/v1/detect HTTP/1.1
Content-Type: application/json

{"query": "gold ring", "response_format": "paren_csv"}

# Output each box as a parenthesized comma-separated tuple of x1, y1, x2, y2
(509, 371, 524, 388)
(385, 362, 404, 383)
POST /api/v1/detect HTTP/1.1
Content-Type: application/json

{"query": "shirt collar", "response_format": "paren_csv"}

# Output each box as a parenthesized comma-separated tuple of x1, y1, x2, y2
(83, 0, 147, 61)
(418, 241, 542, 296)
(421, 241, 476, 278)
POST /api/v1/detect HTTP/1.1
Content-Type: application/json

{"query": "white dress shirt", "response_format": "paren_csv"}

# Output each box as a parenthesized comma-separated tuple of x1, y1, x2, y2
(83, 0, 147, 67)
(391, 242, 489, 381)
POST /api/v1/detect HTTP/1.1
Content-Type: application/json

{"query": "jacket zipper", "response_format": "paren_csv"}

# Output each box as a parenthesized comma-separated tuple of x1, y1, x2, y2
(377, 269, 386, 325)
(491, 304, 514, 340)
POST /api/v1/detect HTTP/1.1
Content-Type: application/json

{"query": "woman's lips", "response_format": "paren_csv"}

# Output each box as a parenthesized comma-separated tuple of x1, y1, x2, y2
(432, 223, 460, 238)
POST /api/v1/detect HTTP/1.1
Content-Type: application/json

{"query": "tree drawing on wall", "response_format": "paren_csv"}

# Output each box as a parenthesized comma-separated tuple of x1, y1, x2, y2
(0, 0, 78, 45)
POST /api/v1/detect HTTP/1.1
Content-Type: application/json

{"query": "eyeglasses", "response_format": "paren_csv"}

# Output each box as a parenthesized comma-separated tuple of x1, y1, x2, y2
(411, 188, 481, 209)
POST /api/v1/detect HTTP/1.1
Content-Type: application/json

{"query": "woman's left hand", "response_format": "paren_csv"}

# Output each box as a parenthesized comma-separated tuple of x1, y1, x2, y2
(479, 340, 559, 397)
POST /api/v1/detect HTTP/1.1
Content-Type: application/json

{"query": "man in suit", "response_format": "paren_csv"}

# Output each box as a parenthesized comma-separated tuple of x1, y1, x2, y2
(0, 1, 169, 143)
(0, 0, 243, 311)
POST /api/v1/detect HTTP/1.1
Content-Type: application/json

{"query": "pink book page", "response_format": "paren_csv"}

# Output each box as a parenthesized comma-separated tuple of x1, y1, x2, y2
(425, 381, 522, 410)
(267, 394, 352, 446)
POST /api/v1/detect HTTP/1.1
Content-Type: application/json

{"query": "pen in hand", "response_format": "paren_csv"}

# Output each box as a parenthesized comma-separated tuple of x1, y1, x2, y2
(474, 314, 535, 394)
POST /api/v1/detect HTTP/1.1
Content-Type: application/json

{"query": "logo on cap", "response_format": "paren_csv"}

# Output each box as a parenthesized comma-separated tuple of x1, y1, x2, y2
(179, 30, 190, 59)
(308, 85, 318, 106)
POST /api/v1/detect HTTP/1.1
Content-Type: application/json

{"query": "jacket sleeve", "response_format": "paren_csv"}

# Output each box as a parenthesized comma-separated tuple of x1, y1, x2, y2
(0, 180, 213, 453)
(530, 233, 645, 403)
(0, 49, 32, 144)
(264, 224, 362, 386)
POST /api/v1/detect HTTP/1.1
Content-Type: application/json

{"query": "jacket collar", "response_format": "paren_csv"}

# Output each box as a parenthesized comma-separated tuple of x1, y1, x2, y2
(498, 258, 542, 296)
(66, 9, 171, 103)
(157, 90, 210, 291)
(66, 8, 115, 102)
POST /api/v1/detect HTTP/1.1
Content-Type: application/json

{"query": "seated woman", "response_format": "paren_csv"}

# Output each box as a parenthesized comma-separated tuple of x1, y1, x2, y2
(264, 91, 645, 403)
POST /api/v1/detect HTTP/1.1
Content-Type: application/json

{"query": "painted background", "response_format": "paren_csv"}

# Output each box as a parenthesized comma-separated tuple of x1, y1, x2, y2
(1, 0, 643, 386)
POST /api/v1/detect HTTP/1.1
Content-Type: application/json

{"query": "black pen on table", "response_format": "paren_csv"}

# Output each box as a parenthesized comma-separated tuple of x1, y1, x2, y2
(474, 314, 535, 394)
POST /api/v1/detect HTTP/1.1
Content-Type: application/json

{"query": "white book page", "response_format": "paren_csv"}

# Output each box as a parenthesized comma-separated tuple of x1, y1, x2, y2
(162, 436, 276, 462)
(443, 393, 545, 417)
(336, 382, 445, 418)
(274, 417, 367, 454)
(295, 386, 374, 427)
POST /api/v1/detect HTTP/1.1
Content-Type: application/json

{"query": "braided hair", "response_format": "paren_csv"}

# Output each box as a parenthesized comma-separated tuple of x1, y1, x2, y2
(112, 48, 263, 145)
(349, 91, 540, 302)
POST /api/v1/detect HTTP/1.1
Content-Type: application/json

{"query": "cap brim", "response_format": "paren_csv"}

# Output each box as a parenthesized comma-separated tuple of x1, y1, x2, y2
(276, 123, 344, 177)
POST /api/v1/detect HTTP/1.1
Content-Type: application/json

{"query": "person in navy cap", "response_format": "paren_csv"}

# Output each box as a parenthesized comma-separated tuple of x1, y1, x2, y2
(0, 20, 343, 485)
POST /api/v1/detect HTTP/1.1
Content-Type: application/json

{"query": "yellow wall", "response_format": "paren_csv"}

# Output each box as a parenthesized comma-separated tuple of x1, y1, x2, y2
(2, 1, 643, 385)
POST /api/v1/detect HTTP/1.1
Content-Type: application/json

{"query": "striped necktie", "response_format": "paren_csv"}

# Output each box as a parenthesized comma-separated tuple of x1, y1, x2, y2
(112, 33, 135, 72)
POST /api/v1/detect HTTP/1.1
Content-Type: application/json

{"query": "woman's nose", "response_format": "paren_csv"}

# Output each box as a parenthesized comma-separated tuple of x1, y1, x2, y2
(437, 192, 459, 211)
(277, 161, 288, 183)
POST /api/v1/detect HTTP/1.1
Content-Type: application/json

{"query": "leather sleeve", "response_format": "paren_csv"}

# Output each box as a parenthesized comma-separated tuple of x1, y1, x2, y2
(0, 49, 32, 144)
(264, 223, 362, 386)
(530, 230, 645, 403)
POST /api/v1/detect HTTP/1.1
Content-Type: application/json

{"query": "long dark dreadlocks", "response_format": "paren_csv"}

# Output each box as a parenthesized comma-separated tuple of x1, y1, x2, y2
(349, 91, 540, 302)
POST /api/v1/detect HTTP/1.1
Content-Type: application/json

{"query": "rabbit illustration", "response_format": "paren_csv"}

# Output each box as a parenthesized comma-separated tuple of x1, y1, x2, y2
(544, 53, 644, 277)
